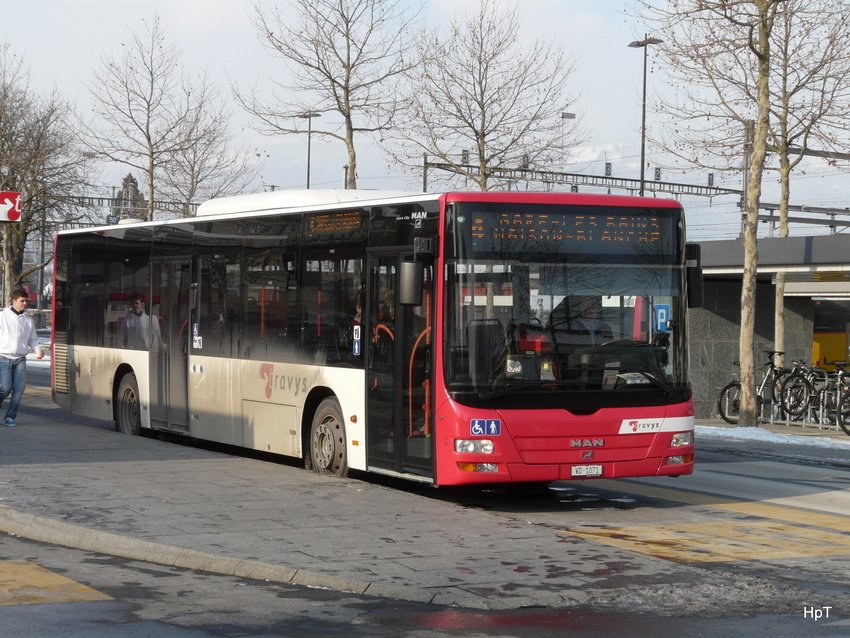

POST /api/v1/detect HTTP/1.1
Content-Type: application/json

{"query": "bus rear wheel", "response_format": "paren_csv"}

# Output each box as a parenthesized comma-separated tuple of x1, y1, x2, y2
(116, 373, 141, 436)
(309, 397, 348, 477)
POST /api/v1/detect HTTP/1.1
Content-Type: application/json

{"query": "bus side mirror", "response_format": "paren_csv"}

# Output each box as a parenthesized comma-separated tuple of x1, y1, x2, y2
(686, 243, 703, 308)
(399, 260, 423, 306)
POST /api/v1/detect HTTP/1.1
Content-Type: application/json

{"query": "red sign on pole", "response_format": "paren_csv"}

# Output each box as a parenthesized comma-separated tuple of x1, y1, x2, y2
(0, 192, 22, 222)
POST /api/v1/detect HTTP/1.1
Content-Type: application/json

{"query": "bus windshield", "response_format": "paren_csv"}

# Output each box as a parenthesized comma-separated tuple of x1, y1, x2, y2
(444, 202, 688, 407)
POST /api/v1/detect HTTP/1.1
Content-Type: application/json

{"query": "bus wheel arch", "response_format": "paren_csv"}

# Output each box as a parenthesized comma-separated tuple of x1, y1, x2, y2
(114, 366, 141, 436)
(304, 390, 348, 477)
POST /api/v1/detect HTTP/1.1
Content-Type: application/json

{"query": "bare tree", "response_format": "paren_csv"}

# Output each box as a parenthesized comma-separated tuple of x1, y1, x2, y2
(82, 16, 198, 221)
(0, 46, 92, 301)
(162, 77, 262, 217)
(237, 0, 421, 189)
(642, 1, 787, 426)
(385, 0, 584, 191)
(767, 1, 850, 366)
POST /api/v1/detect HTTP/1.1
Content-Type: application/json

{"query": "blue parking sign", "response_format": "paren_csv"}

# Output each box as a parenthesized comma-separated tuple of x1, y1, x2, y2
(655, 304, 670, 332)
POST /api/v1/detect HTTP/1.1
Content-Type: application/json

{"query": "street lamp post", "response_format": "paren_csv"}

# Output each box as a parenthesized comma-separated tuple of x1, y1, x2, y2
(298, 112, 321, 189)
(628, 35, 663, 197)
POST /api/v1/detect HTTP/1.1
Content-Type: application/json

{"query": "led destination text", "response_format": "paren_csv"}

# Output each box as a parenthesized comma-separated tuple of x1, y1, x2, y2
(472, 212, 662, 245)
(465, 208, 678, 257)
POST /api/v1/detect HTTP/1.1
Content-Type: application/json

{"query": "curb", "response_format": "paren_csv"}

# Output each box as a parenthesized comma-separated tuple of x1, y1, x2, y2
(0, 503, 441, 607)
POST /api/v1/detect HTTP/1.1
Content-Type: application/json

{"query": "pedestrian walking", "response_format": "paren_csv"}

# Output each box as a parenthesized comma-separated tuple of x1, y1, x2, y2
(0, 288, 44, 427)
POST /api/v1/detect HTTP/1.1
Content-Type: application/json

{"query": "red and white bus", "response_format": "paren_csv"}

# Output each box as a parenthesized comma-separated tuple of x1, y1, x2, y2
(51, 189, 700, 485)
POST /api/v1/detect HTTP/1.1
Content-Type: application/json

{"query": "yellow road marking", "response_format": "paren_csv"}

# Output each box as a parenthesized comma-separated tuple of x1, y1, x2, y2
(719, 501, 850, 533)
(570, 520, 850, 562)
(592, 479, 850, 531)
(566, 480, 850, 563)
(0, 561, 111, 606)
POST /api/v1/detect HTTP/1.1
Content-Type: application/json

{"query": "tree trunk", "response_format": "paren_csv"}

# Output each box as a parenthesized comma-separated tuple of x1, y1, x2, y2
(774, 144, 791, 369)
(346, 141, 357, 190)
(147, 152, 156, 222)
(739, 2, 773, 427)
(342, 110, 356, 189)
(774, 272, 785, 365)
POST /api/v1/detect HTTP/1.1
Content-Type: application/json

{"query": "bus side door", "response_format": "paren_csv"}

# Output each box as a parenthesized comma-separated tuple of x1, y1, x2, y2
(366, 254, 433, 477)
(150, 258, 191, 432)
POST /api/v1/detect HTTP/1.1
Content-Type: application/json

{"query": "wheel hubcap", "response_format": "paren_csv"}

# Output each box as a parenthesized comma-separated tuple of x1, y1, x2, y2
(122, 389, 138, 430)
(314, 419, 339, 469)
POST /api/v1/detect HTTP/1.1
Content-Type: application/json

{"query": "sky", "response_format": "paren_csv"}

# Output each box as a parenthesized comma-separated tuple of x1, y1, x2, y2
(2, 0, 848, 240)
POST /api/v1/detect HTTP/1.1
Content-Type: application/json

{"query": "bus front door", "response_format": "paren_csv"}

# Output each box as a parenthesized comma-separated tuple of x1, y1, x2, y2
(366, 255, 433, 478)
(150, 259, 191, 433)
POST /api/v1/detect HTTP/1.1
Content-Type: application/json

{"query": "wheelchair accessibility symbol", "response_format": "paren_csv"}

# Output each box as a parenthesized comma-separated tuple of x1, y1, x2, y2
(470, 419, 501, 436)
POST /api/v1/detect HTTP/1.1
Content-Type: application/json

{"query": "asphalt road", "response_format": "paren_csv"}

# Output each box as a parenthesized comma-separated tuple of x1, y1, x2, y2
(0, 361, 847, 635)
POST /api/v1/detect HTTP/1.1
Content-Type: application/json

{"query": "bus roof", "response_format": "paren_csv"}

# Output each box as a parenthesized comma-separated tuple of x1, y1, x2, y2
(58, 190, 684, 237)
(196, 189, 430, 216)
(440, 191, 683, 208)
(197, 189, 683, 216)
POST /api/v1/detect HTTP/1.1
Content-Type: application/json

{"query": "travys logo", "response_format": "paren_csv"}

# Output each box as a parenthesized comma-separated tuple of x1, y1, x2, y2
(260, 364, 308, 399)
(619, 418, 664, 434)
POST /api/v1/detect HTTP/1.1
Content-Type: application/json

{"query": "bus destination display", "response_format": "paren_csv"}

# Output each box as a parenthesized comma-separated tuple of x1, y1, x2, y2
(305, 210, 366, 243)
(469, 210, 674, 255)
(308, 210, 362, 235)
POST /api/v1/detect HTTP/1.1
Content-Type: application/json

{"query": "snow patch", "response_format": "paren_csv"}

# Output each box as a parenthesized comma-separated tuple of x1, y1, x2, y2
(696, 425, 850, 449)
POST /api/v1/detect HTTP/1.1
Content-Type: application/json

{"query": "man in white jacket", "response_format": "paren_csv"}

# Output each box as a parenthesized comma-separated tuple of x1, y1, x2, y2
(118, 293, 163, 351)
(0, 288, 43, 427)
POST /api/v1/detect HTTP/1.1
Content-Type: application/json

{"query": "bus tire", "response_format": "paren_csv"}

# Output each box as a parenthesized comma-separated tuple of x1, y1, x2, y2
(309, 397, 348, 477)
(116, 373, 141, 436)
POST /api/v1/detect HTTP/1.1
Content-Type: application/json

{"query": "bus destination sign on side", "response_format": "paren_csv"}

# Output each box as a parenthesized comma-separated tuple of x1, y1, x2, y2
(308, 210, 362, 235)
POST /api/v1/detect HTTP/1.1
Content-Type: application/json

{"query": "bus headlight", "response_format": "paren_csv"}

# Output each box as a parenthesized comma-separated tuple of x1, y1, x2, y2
(454, 439, 494, 454)
(670, 432, 693, 447)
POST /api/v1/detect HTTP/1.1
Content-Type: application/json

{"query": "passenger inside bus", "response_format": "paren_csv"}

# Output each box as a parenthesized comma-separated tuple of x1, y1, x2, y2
(119, 294, 164, 351)
(548, 295, 613, 346)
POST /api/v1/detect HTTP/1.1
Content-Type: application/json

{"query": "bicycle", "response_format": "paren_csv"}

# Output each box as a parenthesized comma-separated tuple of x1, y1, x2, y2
(717, 350, 791, 425)
(814, 362, 850, 428)
(779, 360, 830, 421)
(821, 361, 850, 436)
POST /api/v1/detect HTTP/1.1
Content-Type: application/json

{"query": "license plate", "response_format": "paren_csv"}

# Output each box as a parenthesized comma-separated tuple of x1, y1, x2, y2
(571, 464, 603, 478)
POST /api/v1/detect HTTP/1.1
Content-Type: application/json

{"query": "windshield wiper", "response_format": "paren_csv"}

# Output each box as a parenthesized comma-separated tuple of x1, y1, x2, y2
(622, 370, 673, 392)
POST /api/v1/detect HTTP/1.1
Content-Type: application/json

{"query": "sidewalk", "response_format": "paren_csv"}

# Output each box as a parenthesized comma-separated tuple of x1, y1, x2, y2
(1, 385, 847, 610)
(695, 416, 850, 468)
(1, 385, 598, 610)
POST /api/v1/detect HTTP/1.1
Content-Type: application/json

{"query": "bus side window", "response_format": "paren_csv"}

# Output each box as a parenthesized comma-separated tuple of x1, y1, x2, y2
(198, 252, 240, 358)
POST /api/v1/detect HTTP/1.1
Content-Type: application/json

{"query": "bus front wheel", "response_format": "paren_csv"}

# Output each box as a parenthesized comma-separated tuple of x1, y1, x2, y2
(116, 373, 141, 436)
(309, 397, 348, 477)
